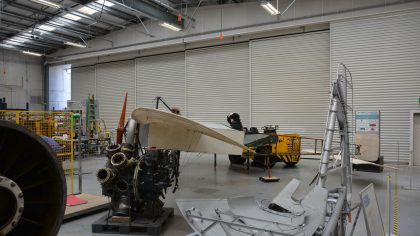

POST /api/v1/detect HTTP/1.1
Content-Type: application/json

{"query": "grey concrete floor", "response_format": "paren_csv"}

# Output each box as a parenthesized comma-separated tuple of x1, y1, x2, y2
(59, 154, 420, 236)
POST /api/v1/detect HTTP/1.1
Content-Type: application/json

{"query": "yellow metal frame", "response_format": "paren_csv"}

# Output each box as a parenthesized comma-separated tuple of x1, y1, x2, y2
(0, 110, 75, 194)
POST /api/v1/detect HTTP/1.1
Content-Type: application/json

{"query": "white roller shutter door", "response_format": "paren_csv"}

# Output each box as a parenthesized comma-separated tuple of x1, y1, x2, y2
(71, 66, 95, 103)
(97, 60, 135, 133)
(186, 43, 250, 126)
(136, 52, 186, 112)
(331, 12, 420, 162)
(250, 32, 330, 144)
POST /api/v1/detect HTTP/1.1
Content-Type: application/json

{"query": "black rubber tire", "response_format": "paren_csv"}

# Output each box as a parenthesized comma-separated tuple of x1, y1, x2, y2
(228, 155, 246, 165)
(283, 156, 300, 167)
(0, 121, 66, 236)
(283, 162, 297, 168)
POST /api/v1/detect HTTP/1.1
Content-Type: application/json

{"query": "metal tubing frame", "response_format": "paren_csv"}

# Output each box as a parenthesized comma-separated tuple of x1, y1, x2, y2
(155, 96, 172, 111)
(318, 96, 339, 187)
(321, 187, 346, 236)
(318, 64, 353, 188)
(185, 211, 296, 236)
(317, 63, 354, 235)
(77, 116, 83, 194)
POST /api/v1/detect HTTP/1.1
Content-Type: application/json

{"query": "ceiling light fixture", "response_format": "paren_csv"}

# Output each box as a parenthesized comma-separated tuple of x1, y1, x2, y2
(51, 21, 66, 27)
(260, 1, 280, 15)
(159, 22, 182, 32)
(7, 41, 24, 45)
(78, 6, 98, 15)
(63, 13, 81, 21)
(38, 25, 56, 31)
(96, 0, 115, 7)
(30, 0, 61, 9)
(9, 38, 27, 44)
(22, 51, 43, 57)
(65, 41, 87, 48)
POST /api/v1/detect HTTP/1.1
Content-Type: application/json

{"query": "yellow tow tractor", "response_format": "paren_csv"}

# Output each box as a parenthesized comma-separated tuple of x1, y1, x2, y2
(228, 125, 301, 168)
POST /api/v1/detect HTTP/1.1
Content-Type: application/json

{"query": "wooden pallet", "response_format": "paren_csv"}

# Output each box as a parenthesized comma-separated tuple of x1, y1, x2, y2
(92, 208, 174, 235)
(64, 193, 110, 220)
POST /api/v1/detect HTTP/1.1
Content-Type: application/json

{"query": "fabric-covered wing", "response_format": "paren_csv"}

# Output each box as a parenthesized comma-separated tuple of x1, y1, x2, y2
(132, 108, 251, 155)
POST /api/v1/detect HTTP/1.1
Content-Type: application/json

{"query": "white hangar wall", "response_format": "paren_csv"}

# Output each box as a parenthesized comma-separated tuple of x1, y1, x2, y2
(0, 49, 44, 110)
(62, 2, 420, 162)
(331, 11, 420, 162)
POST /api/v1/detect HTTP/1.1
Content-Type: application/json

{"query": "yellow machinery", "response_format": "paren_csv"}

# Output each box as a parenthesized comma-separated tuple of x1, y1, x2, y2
(0, 110, 75, 194)
(229, 127, 301, 168)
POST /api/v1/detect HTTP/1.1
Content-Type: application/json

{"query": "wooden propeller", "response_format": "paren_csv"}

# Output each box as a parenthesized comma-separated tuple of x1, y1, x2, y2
(115, 92, 128, 144)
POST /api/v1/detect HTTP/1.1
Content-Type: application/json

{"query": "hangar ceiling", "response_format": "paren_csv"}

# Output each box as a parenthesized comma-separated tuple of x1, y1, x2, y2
(0, 0, 243, 56)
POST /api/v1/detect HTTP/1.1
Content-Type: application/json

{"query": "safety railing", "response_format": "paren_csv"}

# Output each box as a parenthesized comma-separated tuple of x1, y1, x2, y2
(0, 110, 75, 194)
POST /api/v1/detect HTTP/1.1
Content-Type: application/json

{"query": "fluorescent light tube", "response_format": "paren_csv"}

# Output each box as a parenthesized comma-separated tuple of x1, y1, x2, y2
(7, 41, 23, 45)
(9, 38, 27, 44)
(260, 1, 280, 15)
(78, 6, 97, 15)
(30, 0, 61, 9)
(65, 41, 87, 48)
(51, 21, 64, 26)
(159, 22, 182, 31)
(96, 0, 114, 7)
(22, 51, 43, 57)
(38, 25, 56, 31)
(63, 13, 81, 21)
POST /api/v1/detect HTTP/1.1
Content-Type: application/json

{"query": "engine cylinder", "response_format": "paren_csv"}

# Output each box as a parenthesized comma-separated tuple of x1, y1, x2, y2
(96, 168, 116, 184)
(110, 152, 129, 170)
(106, 144, 121, 159)
(115, 180, 128, 193)
(121, 143, 134, 159)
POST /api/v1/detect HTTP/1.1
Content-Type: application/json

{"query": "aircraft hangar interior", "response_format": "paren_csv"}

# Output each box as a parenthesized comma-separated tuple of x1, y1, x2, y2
(1, 0, 420, 235)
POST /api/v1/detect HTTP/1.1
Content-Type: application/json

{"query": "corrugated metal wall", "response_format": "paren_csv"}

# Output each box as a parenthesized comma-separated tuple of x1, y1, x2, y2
(250, 32, 330, 144)
(96, 60, 136, 132)
(186, 43, 250, 126)
(331, 12, 420, 162)
(70, 66, 95, 104)
(136, 52, 186, 113)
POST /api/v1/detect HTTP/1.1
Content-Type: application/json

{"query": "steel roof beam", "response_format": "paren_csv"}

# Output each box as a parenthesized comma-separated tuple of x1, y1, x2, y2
(108, 0, 182, 26)
(0, 32, 11, 38)
(18, 33, 69, 46)
(0, 24, 80, 43)
(0, 19, 29, 30)
(2, 0, 110, 32)
(63, 7, 126, 29)
(5, 34, 64, 49)
(88, 2, 138, 22)
(0, 18, 82, 42)
(0, 43, 47, 54)
(1, 41, 47, 52)
(1, 19, 87, 42)
(1, 10, 100, 37)
(2, 0, 57, 18)
(44, 23, 97, 38)
(5, 39, 59, 49)
(28, 26, 82, 42)
(16, 34, 64, 46)
(28, 29, 81, 42)
(0, 24, 25, 33)
(147, 0, 195, 22)
(54, 17, 110, 34)
(0, 28, 17, 34)
(70, 0, 139, 22)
